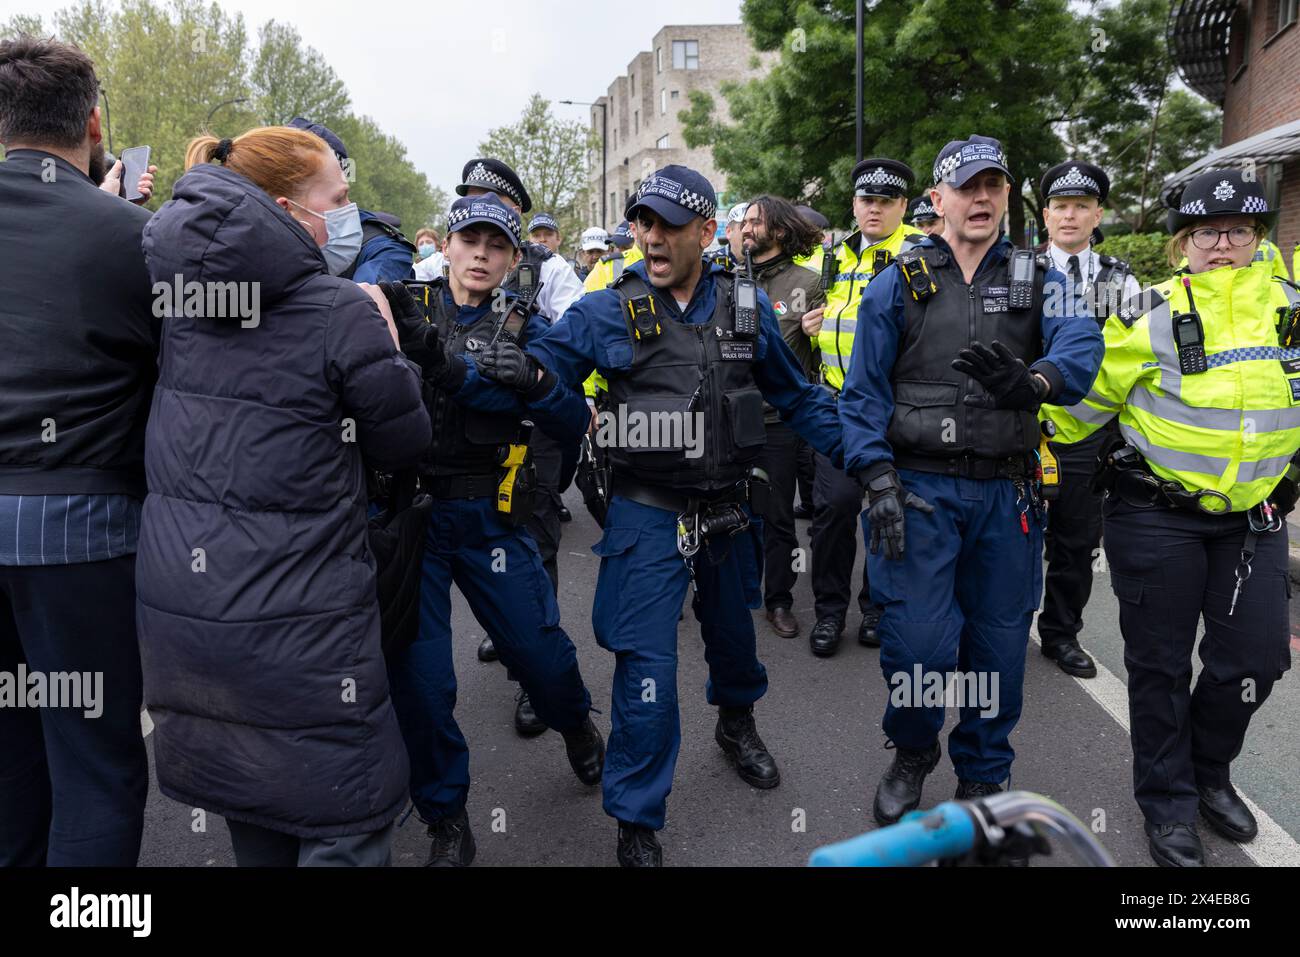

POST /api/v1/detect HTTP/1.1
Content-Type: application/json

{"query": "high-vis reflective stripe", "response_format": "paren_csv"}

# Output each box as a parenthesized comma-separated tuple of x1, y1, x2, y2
(1120, 423, 1231, 477)
(1046, 262, 1300, 511)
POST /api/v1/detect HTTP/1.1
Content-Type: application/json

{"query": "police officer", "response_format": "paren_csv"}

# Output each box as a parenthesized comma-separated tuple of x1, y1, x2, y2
(737, 195, 825, 639)
(377, 194, 603, 866)
(1051, 168, 1300, 867)
(576, 226, 609, 280)
(527, 211, 563, 253)
(495, 165, 844, 866)
(722, 201, 749, 266)
(801, 158, 927, 657)
(906, 194, 944, 236)
(582, 220, 642, 293)
(839, 135, 1103, 829)
(287, 117, 417, 283)
(1035, 161, 1140, 679)
(454, 159, 585, 737)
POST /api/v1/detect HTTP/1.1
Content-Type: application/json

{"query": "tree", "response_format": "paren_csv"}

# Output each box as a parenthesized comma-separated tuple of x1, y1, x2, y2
(477, 94, 599, 249)
(250, 20, 349, 127)
(683, 0, 1216, 242)
(2, 0, 440, 240)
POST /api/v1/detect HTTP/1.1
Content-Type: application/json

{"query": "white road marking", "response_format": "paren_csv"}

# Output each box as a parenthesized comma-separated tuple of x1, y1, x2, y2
(1030, 623, 1300, 867)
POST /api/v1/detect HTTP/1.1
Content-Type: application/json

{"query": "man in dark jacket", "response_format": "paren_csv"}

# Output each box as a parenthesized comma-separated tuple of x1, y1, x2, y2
(739, 196, 826, 640)
(0, 35, 156, 866)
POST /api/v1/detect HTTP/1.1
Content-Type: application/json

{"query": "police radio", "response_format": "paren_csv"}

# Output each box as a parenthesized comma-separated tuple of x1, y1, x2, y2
(818, 241, 835, 294)
(1009, 250, 1036, 311)
(514, 262, 538, 301)
(1170, 279, 1208, 374)
(733, 249, 758, 338)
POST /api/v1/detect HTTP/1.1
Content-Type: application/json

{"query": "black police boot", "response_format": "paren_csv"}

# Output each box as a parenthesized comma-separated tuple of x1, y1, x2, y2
(514, 687, 548, 737)
(561, 716, 605, 786)
(873, 741, 941, 826)
(715, 705, 781, 789)
(477, 636, 498, 663)
(558, 505, 573, 523)
(955, 780, 1026, 866)
(616, 821, 663, 867)
(809, 616, 844, 658)
(1198, 784, 1258, 842)
(858, 610, 881, 648)
(425, 808, 476, 867)
(1145, 821, 1204, 867)
(1041, 639, 1097, 678)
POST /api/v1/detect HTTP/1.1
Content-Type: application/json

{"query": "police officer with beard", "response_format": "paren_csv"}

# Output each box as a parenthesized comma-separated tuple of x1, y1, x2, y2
(481, 166, 844, 866)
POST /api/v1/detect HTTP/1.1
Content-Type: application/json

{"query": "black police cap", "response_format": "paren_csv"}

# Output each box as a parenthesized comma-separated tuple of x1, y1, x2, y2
(456, 157, 532, 214)
(906, 195, 939, 224)
(851, 158, 914, 199)
(1166, 168, 1278, 233)
(1040, 161, 1109, 203)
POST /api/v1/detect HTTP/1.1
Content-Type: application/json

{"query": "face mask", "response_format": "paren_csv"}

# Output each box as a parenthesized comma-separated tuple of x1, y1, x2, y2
(418, 243, 437, 260)
(289, 199, 363, 275)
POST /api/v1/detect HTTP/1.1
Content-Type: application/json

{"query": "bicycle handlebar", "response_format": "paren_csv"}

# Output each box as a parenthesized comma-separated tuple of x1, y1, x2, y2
(809, 801, 977, 867)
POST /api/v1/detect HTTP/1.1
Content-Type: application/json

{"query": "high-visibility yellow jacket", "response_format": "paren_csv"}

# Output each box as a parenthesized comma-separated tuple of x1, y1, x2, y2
(816, 222, 925, 390)
(579, 246, 644, 397)
(582, 245, 643, 294)
(1046, 260, 1300, 512)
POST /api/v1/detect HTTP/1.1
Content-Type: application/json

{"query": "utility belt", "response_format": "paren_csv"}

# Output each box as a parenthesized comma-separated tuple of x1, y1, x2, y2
(611, 469, 770, 561)
(1097, 442, 1285, 617)
(423, 430, 537, 526)
(893, 451, 1031, 481)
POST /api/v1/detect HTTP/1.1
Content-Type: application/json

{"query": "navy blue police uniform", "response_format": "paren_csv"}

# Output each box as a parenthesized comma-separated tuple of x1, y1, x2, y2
(839, 137, 1103, 822)
(525, 167, 844, 861)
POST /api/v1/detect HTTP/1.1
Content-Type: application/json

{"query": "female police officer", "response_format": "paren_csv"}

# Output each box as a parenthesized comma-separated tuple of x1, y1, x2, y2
(1052, 168, 1300, 867)
(373, 194, 603, 866)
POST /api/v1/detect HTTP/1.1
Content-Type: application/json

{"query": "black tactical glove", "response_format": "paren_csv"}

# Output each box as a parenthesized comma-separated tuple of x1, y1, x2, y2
(377, 281, 454, 382)
(1269, 456, 1300, 515)
(476, 341, 545, 393)
(858, 466, 935, 561)
(951, 339, 1049, 411)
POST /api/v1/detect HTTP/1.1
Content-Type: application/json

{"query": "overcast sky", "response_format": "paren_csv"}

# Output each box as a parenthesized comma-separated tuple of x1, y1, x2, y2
(4, 0, 745, 196)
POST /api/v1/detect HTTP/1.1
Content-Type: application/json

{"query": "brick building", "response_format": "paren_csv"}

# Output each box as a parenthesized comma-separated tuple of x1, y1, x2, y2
(580, 24, 775, 232)
(1166, 0, 1300, 263)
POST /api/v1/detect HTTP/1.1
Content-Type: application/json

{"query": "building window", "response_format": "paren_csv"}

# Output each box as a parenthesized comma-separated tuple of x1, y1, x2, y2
(660, 89, 667, 115)
(634, 110, 639, 134)
(656, 47, 662, 73)
(656, 134, 670, 149)
(630, 72, 635, 95)
(1228, 4, 1250, 74)
(672, 40, 699, 70)
(613, 128, 618, 150)
(671, 90, 679, 100)
(1277, 0, 1298, 31)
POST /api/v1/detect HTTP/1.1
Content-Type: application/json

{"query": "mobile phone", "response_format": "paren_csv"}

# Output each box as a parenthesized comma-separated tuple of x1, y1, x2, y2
(120, 146, 151, 201)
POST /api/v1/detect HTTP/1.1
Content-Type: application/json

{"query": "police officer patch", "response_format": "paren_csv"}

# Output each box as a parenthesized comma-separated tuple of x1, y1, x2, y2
(981, 285, 1010, 312)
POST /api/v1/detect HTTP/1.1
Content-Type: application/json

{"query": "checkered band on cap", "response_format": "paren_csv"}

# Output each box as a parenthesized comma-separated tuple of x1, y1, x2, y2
(855, 167, 909, 192)
(1179, 198, 1207, 215)
(1241, 195, 1269, 214)
(933, 143, 1008, 185)
(1048, 166, 1100, 195)
(913, 198, 937, 218)
(448, 200, 521, 240)
(465, 161, 523, 207)
(636, 175, 716, 218)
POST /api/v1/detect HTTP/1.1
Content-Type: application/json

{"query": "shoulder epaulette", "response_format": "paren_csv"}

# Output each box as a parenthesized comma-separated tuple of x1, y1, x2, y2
(1116, 288, 1166, 328)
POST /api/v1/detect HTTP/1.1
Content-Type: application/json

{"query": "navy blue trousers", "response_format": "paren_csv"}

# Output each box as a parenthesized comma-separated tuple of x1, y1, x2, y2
(0, 556, 148, 866)
(866, 470, 1044, 783)
(385, 497, 592, 823)
(592, 497, 769, 829)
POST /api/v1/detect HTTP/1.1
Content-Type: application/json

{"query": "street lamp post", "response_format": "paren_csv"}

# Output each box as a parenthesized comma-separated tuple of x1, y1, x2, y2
(205, 97, 249, 130)
(560, 98, 608, 230)
(855, 0, 864, 164)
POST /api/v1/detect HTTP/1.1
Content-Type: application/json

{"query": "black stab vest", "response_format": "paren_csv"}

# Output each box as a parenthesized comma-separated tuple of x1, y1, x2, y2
(603, 273, 767, 493)
(422, 280, 530, 478)
(888, 247, 1047, 461)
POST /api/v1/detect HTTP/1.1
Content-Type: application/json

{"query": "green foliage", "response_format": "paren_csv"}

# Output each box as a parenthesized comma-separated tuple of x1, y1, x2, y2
(477, 94, 599, 251)
(1096, 231, 1169, 287)
(687, 0, 1222, 241)
(1, 1, 439, 238)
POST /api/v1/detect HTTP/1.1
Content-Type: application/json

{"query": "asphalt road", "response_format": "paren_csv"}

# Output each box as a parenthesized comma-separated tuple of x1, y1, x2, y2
(136, 486, 1300, 867)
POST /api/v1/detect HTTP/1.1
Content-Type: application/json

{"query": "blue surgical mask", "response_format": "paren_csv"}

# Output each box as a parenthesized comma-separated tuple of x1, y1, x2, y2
(418, 243, 437, 260)
(290, 199, 363, 275)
